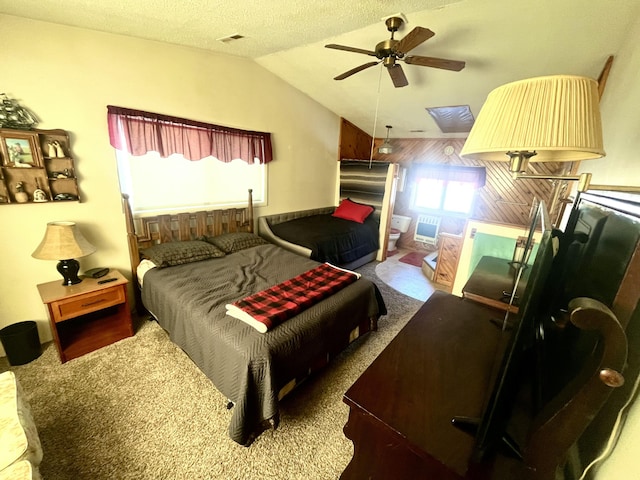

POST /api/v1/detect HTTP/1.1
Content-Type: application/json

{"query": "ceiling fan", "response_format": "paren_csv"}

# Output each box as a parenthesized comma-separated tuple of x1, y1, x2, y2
(325, 16, 465, 88)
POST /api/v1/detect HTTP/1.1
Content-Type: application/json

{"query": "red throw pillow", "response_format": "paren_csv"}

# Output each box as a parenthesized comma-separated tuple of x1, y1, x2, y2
(332, 198, 374, 223)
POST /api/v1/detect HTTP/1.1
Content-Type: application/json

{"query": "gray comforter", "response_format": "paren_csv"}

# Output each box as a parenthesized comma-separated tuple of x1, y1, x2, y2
(141, 244, 383, 445)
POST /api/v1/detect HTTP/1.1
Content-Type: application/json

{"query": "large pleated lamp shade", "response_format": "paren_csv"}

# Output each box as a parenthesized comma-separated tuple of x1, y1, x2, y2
(460, 75, 605, 172)
(32, 221, 96, 286)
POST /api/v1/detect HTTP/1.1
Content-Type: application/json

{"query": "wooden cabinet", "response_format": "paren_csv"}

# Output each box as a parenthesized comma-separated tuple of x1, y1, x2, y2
(434, 233, 463, 286)
(0, 128, 79, 204)
(462, 256, 529, 313)
(37, 270, 134, 363)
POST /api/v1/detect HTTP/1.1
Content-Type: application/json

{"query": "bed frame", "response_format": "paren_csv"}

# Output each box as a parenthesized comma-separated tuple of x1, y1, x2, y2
(121, 189, 383, 444)
(122, 189, 254, 310)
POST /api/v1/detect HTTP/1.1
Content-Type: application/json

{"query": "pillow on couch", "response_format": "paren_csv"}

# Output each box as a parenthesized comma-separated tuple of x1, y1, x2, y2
(332, 198, 374, 223)
(142, 240, 225, 268)
(201, 232, 268, 254)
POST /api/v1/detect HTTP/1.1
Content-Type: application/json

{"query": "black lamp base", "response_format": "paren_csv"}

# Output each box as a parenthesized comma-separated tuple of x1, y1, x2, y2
(57, 259, 82, 286)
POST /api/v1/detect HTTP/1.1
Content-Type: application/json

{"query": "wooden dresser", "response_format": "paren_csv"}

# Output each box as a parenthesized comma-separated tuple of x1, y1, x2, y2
(340, 291, 522, 480)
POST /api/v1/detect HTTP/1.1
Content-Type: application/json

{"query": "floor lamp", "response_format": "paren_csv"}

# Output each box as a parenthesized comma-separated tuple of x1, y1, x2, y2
(459, 75, 605, 220)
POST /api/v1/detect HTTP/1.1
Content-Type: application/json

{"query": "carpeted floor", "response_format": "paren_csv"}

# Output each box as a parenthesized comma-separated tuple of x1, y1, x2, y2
(1, 262, 423, 480)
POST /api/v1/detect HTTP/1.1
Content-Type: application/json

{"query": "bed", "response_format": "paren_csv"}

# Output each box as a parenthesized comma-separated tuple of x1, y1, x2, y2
(122, 191, 386, 446)
(258, 202, 380, 270)
(258, 160, 392, 270)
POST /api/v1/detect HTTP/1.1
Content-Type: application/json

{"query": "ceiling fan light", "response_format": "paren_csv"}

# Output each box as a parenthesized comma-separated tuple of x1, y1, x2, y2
(326, 17, 464, 88)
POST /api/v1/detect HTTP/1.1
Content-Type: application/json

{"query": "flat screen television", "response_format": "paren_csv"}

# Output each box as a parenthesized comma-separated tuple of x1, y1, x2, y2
(452, 200, 556, 462)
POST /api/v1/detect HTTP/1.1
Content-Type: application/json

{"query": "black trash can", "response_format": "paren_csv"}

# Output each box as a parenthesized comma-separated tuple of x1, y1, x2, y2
(0, 321, 42, 366)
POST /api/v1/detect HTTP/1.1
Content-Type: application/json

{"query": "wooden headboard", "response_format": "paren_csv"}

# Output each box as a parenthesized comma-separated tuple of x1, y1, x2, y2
(122, 189, 254, 288)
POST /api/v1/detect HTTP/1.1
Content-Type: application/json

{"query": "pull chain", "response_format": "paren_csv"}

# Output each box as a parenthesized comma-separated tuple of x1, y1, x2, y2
(369, 64, 384, 169)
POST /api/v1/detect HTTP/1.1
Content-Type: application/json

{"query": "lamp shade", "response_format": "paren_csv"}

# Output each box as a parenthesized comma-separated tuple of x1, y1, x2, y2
(32, 222, 96, 260)
(460, 75, 605, 163)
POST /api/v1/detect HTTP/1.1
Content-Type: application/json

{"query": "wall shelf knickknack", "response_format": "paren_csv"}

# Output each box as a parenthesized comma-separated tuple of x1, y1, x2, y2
(0, 128, 80, 204)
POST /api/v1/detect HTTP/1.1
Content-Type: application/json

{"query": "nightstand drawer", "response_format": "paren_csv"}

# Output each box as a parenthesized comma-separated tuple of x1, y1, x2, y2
(52, 286, 125, 322)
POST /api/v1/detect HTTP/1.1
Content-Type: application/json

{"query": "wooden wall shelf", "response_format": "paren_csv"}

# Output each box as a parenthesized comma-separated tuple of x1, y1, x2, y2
(0, 127, 80, 205)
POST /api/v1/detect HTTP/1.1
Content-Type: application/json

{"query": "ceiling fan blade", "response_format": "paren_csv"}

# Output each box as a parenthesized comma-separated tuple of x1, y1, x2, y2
(404, 55, 466, 71)
(394, 27, 435, 55)
(325, 44, 377, 57)
(387, 64, 408, 88)
(334, 61, 380, 80)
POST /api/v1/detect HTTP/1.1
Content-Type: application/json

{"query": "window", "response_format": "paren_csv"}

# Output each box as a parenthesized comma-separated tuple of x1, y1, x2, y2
(116, 151, 266, 215)
(107, 106, 272, 215)
(412, 164, 485, 216)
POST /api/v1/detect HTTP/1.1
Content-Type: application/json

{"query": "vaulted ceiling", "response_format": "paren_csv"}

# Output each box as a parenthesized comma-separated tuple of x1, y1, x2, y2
(1, 0, 638, 138)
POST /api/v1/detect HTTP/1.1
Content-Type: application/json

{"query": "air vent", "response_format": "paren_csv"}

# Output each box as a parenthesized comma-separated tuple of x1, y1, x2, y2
(426, 105, 475, 133)
(217, 33, 245, 43)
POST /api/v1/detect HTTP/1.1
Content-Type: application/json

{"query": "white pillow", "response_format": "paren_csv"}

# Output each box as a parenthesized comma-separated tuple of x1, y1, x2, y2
(136, 259, 157, 287)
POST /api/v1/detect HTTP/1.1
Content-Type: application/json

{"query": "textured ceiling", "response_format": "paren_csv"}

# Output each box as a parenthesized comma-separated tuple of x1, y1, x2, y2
(0, 0, 457, 58)
(1, 0, 639, 139)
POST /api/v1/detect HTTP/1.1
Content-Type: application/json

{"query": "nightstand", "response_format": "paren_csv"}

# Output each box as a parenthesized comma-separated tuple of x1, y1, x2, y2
(37, 269, 133, 363)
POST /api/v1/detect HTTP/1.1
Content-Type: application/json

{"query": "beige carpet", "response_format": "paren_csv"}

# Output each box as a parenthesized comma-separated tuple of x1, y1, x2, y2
(1, 262, 423, 480)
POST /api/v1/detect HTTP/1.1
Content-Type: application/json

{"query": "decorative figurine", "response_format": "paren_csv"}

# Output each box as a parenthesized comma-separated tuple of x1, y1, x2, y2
(47, 141, 57, 158)
(33, 179, 48, 202)
(0, 93, 38, 129)
(52, 140, 65, 158)
(14, 182, 29, 203)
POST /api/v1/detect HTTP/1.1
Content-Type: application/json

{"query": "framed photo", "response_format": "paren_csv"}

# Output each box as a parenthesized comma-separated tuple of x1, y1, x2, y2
(0, 131, 42, 167)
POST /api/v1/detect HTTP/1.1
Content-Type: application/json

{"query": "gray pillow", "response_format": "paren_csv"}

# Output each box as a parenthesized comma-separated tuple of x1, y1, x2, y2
(202, 232, 268, 254)
(142, 240, 225, 268)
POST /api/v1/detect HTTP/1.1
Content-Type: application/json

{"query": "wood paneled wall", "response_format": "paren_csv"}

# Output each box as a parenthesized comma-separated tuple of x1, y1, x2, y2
(339, 120, 565, 222)
(339, 118, 374, 161)
(337, 118, 571, 252)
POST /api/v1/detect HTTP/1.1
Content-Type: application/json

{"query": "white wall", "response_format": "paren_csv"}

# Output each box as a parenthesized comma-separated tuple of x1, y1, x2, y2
(0, 15, 340, 348)
(587, 11, 640, 480)
(579, 10, 640, 188)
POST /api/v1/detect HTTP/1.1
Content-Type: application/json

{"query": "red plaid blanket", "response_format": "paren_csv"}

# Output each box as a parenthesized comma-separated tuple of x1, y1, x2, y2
(225, 263, 360, 333)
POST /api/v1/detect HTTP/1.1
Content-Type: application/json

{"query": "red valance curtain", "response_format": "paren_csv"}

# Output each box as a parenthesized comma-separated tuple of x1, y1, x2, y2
(107, 106, 273, 164)
(414, 164, 486, 187)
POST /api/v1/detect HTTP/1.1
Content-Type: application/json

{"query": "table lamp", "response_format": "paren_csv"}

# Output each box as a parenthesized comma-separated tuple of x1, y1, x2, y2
(32, 221, 96, 286)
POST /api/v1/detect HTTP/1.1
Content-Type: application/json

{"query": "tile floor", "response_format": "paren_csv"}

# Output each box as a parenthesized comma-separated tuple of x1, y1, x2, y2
(375, 248, 446, 302)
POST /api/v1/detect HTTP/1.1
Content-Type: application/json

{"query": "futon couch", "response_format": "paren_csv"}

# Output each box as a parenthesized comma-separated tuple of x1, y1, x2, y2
(0, 371, 42, 480)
